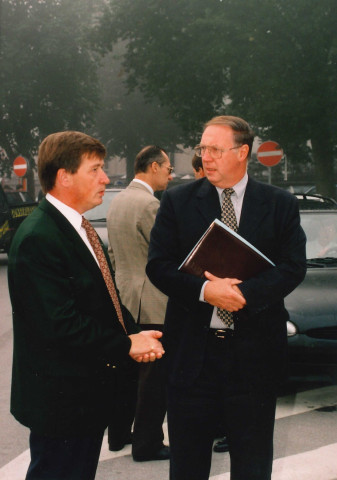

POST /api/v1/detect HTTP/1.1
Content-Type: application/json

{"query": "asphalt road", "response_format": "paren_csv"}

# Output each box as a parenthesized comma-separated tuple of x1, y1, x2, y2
(1, 253, 337, 480)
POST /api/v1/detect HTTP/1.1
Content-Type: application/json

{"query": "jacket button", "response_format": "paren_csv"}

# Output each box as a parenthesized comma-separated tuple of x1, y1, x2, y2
(106, 363, 116, 369)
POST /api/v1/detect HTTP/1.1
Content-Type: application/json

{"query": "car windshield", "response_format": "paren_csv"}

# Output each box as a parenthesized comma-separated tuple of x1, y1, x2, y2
(84, 189, 121, 222)
(300, 211, 337, 260)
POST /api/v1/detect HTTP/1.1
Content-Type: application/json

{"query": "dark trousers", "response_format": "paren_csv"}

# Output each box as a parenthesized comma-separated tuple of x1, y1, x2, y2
(132, 358, 167, 457)
(107, 362, 138, 449)
(108, 325, 166, 456)
(26, 430, 104, 480)
(168, 334, 276, 480)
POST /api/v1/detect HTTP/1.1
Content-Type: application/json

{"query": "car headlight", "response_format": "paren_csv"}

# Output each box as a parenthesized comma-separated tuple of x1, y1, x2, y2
(287, 320, 298, 337)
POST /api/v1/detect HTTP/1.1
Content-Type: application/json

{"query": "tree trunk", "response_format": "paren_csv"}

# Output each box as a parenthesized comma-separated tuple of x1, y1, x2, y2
(311, 136, 336, 200)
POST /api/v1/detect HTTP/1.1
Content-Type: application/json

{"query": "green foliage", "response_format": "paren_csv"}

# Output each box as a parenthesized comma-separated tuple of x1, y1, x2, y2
(0, 0, 103, 175)
(98, 0, 337, 196)
(91, 46, 184, 182)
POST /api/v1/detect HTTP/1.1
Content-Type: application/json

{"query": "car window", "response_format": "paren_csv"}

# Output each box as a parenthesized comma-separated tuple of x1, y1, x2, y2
(301, 211, 337, 259)
(84, 190, 121, 221)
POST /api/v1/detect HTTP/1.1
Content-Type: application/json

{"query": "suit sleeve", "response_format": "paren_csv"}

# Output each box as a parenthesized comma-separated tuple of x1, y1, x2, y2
(107, 243, 116, 270)
(147, 191, 205, 310)
(138, 197, 160, 244)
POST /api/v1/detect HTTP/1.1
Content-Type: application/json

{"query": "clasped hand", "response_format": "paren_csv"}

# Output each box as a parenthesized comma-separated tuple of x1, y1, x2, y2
(129, 330, 165, 363)
(204, 271, 246, 311)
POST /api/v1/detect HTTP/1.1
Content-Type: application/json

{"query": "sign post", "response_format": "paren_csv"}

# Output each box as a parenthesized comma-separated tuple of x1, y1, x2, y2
(257, 141, 284, 184)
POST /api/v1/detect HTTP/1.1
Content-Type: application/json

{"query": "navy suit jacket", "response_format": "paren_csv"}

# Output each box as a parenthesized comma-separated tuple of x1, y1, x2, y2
(8, 198, 139, 437)
(147, 177, 306, 389)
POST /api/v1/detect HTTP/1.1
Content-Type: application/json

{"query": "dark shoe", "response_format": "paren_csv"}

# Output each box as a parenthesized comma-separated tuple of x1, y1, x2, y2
(133, 445, 170, 462)
(213, 436, 229, 453)
(109, 434, 132, 452)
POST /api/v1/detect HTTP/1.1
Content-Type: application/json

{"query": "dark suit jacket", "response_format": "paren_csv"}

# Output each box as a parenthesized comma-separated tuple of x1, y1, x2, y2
(8, 198, 139, 437)
(147, 177, 306, 390)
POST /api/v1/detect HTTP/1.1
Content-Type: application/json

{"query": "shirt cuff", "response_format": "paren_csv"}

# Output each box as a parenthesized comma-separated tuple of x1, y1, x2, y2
(200, 281, 209, 302)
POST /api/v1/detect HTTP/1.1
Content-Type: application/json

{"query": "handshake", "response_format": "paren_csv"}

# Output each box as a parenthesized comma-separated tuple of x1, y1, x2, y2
(128, 330, 165, 363)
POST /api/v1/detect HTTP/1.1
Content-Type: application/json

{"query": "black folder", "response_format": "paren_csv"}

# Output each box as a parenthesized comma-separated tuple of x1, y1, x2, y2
(178, 219, 274, 279)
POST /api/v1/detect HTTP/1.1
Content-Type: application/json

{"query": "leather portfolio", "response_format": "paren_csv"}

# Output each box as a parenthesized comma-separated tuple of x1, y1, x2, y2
(178, 219, 274, 279)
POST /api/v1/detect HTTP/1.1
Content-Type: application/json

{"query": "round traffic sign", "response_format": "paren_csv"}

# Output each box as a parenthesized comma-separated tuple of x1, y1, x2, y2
(13, 156, 28, 177)
(257, 141, 283, 167)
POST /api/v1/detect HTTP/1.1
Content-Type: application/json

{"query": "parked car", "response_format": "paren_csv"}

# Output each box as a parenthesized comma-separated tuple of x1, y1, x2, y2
(286, 194, 337, 366)
(84, 187, 123, 247)
(0, 185, 38, 253)
(286, 183, 337, 201)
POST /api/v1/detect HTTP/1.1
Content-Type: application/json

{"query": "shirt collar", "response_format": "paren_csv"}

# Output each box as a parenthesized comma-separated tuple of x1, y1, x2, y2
(46, 193, 83, 232)
(215, 172, 248, 200)
(132, 178, 154, 195)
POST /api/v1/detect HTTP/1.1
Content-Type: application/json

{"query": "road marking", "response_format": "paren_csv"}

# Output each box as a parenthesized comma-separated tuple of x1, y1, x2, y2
(1, 386, 336, 479)
(0, 450, 30, 480)
(210, 443, 337, 480)
(276, 385, 337, 419)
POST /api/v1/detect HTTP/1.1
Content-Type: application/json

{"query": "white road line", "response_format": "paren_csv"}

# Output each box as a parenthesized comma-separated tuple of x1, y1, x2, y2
(276, 385, 337, 419)
(0, 450, 30, 480)
(210, 443, 337, 480)
(1, 386, 336, 479)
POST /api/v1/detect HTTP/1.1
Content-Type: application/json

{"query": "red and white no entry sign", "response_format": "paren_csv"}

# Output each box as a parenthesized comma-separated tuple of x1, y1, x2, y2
(257, 141, 283, 167)
(13, 156, 28, 177)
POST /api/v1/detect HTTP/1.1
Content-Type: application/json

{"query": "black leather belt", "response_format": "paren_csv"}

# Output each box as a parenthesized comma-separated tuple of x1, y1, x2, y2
(208, 328, 235, 339)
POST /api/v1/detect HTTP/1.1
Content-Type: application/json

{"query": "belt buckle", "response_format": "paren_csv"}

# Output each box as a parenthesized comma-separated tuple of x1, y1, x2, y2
(215, 328, 233, 339)
(215, 329, 227, 339)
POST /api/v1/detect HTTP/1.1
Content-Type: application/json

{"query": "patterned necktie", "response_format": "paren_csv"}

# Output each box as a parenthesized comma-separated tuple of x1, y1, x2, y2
(217, 188, 238, 328)
(81, 216, 127, 333)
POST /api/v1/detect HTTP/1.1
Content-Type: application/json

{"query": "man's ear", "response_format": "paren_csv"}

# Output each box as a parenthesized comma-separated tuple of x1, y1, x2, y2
(150, 161, 159, 173)
(56, 168, 72, 187)
(238, 144, 249, 163)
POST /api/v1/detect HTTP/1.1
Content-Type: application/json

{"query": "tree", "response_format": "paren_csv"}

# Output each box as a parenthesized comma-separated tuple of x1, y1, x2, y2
(0, 0, 104, 193)
(97, 0, 337, 197)
(91, 46, 184, 182)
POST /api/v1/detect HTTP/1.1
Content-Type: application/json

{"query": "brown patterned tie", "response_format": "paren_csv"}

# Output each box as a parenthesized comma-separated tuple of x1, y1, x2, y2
(217, 188, 238, 328)
(81, 216, 127, 333)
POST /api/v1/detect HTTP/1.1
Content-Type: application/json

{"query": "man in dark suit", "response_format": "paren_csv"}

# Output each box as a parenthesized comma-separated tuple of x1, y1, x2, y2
(147, 115, 306, 480)
(8, 131, 164, 480)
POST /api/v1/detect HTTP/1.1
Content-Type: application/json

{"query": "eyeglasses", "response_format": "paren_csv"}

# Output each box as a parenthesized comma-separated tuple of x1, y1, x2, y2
(194, 145, 240, 159)
(164, 165, 174, 174)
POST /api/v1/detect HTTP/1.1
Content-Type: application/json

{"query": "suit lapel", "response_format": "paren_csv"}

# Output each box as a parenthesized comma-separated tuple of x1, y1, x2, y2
(194, 177, 271, 243)
(196, 179, 221, 227)
(239, 177, 270, 241)
(39, 199, 105, 283)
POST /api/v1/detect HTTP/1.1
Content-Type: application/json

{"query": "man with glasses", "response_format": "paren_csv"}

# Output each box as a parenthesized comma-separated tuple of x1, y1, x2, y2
(106, 145, 172, 461)
(147, 116, 306, 480)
